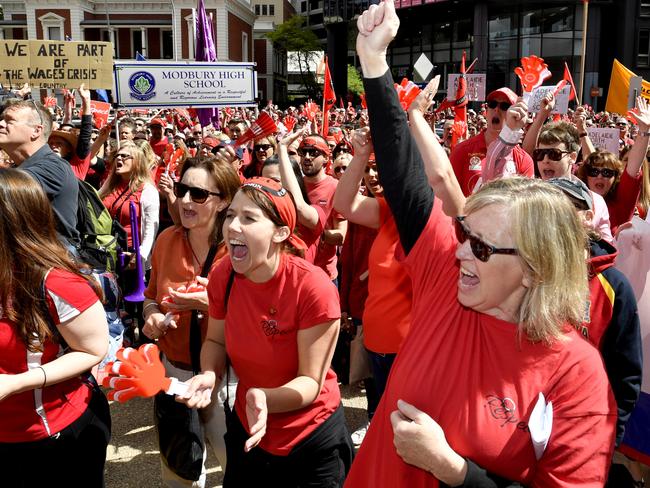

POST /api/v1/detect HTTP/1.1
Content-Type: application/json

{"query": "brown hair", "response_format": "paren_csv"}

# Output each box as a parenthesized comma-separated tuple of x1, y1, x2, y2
(0, 169, 101, 351)
(538, 121, 580, 153)
(180, 156, 241, 245)
(238, 186, 304, 257)
(576, 150, 624, 196)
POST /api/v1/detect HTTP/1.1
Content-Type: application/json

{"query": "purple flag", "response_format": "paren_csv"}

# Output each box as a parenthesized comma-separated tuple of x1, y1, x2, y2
(195, 0, 220, 128)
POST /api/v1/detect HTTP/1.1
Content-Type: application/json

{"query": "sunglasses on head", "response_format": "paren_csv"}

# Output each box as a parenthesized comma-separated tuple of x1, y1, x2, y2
(486, 100, 512, 111)
(454, 216, 518, 262)
(334, 165, 347, 174)
(298, 148, 323, 158)
(242, 182, 287, 197)
(173, 181, 221, 204)
(254, 144, 273, 152)
(586, 166, 617, 178)
(532, 148, 571, 162)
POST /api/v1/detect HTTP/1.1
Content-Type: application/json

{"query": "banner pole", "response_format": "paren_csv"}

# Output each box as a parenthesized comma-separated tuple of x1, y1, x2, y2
(578, 0, 589, 105)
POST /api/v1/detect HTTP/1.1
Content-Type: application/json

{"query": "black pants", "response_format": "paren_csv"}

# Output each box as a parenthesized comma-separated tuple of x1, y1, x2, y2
(0, 386, 111, 488)
(224, 405, 354, 488)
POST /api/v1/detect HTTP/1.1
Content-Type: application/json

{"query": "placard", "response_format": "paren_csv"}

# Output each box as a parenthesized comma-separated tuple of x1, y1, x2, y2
(90, 100, 111, 129)
(0, 40, 113, 89)
(113, 62, 258, 108)
(587, 128, 620, 156)
(528, 85, 571, 114)
(447, 74, 486, 102)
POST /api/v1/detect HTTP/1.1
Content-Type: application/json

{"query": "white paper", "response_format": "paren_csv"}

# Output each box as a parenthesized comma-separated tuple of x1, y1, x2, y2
(528, 85, 571, 114)
(528, 392, 553, 460)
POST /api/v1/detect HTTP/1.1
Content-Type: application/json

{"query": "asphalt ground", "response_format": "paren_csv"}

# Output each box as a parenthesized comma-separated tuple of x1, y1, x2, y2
(105, 383, 370, 488)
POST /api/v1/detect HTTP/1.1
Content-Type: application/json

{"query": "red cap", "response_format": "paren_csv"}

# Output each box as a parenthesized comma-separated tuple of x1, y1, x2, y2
(241, 177, 307, 251)
(486, 87, 518, 105)
(149, 118, 165, 127)
(202, 136, 219, 148)
(298, 135, 331, 157)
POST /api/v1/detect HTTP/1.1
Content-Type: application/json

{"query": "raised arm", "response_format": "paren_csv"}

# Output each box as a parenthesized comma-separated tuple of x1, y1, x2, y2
(573, 106, 596, 158)
(357, 0, 434, 254)
(76, 84, 93, 160)
(626, 96, 650, 178)
(278, 129, 320, 229)
(522, 92, 554, 157)
(332, 127, 381, 229)
(407, 76, 465, 217)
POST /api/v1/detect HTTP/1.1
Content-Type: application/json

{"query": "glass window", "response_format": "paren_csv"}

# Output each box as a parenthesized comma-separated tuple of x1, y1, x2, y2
(161, 29, 173, 59)
(301, 1, 306, 13)
(542, 6, 573, 33)
(270, 4, 275, 15)
(453, 19, 472, 47)
(489, 12, 517, 40)
(255, 4, 260, 15)
(642, 3, 650, 17)
(132, 29, 143, 57)
(48, 26, 61, 40)
(520, 35, 541, 57)
(489, 38, 517, 61)
(433, 21, 451, 50)
(392, 46, 410, 67)
(433, 50, 450, 63)
(541, 34, 572, 58)
(262, 5, 268, 15)
(639, 29, 650, 67)
(520, 10, 541, 36)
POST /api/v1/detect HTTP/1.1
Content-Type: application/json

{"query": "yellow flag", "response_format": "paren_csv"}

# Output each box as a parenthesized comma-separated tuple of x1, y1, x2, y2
(605, 59, 650, 114)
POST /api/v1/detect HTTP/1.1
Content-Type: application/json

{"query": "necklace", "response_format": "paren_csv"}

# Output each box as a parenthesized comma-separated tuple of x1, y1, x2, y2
(186, 231, 205, 269)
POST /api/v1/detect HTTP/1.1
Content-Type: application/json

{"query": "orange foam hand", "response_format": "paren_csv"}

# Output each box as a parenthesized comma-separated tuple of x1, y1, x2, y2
(101, 344, 179, 402)
(514, 55, 552, 93)
(394, 78, 422, 111)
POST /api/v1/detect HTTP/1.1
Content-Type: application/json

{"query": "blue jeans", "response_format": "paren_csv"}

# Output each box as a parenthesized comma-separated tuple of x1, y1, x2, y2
(366, 349, 396, 404)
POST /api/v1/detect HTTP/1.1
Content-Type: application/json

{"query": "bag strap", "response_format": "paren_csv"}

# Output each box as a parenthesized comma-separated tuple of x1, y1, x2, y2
(189, 243, 220, 374)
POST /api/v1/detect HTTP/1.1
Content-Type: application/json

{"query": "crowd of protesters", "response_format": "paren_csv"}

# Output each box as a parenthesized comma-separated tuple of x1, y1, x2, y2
(2, 1, 650, 486)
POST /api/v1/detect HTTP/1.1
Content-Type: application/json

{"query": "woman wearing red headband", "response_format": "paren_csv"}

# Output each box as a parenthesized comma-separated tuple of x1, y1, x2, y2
(180, 177, 353, 487)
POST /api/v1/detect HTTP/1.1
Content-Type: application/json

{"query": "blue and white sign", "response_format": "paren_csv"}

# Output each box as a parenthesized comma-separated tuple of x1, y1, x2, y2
(114, 61, 258, 108)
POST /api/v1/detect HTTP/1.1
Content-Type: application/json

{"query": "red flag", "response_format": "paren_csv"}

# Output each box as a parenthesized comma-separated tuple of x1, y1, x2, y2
(451, 52, 468, 149)
(563, 62, 577, 102)
(322, 56, 336, 136)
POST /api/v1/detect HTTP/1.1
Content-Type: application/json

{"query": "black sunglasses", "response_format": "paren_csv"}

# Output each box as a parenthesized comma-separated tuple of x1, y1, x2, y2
(586, 166, 617, 178)
(334, 165, 348, 174)
(487, 100, 511, 111)
(532, 148, 571, 162)
(454, 216, 518, 262)
(254, 144, 273, 152)
(173, 182, 221, 204)
(298, 148, 323, 158)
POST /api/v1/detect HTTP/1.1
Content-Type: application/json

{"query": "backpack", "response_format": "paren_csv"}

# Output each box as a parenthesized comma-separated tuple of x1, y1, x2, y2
(75, 179, 124, 272)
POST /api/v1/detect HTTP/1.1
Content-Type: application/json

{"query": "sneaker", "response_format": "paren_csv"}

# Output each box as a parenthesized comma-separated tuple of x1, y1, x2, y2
(351, 422, 370, 447)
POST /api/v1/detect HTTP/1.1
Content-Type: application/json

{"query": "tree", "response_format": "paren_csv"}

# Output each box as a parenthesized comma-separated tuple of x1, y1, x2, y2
(347, 65, 363, 96)
(266, 16, 322, 99)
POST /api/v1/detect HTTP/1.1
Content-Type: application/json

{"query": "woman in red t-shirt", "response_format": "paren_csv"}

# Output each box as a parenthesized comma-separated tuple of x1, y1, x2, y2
(0, 170, 110, 486)
(180, 177, 353, 487)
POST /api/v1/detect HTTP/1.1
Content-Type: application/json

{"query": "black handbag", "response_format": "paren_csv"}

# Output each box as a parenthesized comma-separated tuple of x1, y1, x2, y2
(153, 244, 219, 481)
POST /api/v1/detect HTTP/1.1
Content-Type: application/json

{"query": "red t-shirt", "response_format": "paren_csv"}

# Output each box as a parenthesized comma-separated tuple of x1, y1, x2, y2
(606, 170, 643, 235)
(150, 137, 168, 158)
(450, 132, 534, 196)
(339, 222, 378, 320)
(362, 198, 412, 353)
(144, 226, 227, 365)
(305, 175, 342, 280)
(207, 253, 341, 455)
(70, 154, 92, 181)
(102, 183, 143, 248)
(296, 204, 327, 265)
(0, 269, 99, 442)
(345, 199, 616, 488)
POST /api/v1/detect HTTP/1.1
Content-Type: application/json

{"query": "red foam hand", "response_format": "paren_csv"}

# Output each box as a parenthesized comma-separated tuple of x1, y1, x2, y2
(101, 344, 171, 402)
(305, 101, 319, 121)
(393, 78, 422, 111)
(514, 55, 552, 93)
(283, 115, 297, 132)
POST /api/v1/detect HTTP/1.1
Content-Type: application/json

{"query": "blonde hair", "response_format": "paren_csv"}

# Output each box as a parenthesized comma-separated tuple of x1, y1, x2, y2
(465, 177, 589, 343)
(99, 141, 152, 198)
(133, 139, 158, 172)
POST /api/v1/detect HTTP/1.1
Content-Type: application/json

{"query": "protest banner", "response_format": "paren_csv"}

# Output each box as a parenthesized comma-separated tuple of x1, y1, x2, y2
(447, 74, 486, 102)
(0, 40, 113, 90)
(113, 62, 258, 108)
(528, 85, 571, 114)
(606, 59, 650, 115)
(90, 100, 111, 129)
(587, 127, 620, 156)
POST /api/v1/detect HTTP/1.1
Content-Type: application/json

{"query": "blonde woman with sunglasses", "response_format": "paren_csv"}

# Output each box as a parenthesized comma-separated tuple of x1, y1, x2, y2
(345, 2, 616, 486)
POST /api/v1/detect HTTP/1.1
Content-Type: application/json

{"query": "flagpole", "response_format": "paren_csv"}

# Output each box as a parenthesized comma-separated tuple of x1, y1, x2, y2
(578, 0, 588, 105)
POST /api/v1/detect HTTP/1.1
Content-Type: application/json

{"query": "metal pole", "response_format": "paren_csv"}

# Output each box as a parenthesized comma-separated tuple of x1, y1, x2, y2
(170, 0, 178, 61)
(578, 0, 588, 105)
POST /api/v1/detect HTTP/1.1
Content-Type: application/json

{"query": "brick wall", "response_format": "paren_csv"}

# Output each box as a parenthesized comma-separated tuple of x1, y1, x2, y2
(227, 12, 252, 62)
(254, 39, 267, 73)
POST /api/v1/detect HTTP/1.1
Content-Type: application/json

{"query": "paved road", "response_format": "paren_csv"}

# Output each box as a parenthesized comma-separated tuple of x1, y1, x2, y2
(105, 383, 370, 487)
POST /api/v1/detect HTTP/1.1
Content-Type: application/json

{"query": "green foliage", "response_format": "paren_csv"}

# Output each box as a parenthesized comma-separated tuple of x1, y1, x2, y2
(347, 65, 363, 96)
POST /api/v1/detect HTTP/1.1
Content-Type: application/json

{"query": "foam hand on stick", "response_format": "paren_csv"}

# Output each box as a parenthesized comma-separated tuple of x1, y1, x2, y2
(101, 344, 190, 402)
(394, 78, 422, 111)
(514, 55, 551, 102)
